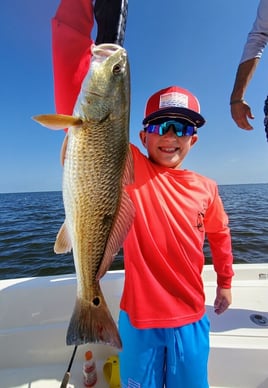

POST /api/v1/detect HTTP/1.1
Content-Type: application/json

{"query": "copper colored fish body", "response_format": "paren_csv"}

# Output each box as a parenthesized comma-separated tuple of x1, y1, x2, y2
(33, 44, 134, 349)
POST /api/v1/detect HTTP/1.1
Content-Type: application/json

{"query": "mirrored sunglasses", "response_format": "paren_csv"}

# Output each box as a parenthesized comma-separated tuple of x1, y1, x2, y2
(145, 120, 197, 137)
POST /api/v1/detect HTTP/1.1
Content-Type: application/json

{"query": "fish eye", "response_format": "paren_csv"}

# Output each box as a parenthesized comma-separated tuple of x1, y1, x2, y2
(113, 63, 122, 74)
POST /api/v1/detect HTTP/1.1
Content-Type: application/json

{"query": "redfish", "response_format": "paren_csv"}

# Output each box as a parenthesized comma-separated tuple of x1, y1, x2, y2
(33, 44, 134, 349)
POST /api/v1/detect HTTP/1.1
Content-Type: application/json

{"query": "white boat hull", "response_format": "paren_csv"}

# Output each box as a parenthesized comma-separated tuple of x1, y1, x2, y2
(0, 264, 268, 388)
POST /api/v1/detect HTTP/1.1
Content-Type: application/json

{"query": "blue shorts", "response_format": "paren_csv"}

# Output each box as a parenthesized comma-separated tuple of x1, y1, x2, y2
(118, 311, 210, 388)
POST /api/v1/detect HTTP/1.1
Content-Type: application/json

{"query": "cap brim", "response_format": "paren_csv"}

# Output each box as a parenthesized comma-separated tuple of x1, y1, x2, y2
(142, 107, 206, 128)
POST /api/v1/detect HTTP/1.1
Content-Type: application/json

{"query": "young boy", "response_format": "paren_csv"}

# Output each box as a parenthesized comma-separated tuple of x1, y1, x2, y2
(118, 85, 233, 388)
(52, 2, 234, 387)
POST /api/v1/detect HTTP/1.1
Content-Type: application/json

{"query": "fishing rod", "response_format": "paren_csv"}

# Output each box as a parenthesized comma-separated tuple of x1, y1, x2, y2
(60, 345, 78, 388)
(116, 0, 128, 46)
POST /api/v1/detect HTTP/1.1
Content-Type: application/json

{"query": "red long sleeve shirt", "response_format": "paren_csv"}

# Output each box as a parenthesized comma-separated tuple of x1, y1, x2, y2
(121, 145, 234, 328)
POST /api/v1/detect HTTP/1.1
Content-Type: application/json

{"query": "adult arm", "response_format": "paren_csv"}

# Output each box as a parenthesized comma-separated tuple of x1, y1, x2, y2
(53, 0, 128, 165)
(230, 0, 268, 130)
(230, 58, 259, 130)
(52, 0, 128, 116)
(52, 0, 94, 116)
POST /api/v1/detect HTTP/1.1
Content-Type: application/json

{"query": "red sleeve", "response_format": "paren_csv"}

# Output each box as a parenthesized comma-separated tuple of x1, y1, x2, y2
(51, 0, 95, 115)
(204, 186, 234, 288)
(207, 229, 234, 288)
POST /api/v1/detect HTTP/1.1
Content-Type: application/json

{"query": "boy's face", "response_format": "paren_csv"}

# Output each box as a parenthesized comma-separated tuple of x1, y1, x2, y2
(139, 122, 198, 169)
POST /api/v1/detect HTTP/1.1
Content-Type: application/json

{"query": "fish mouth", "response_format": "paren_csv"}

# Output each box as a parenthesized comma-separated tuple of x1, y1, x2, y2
(91, 43, 125, 64)
(92, 43, 123, 57)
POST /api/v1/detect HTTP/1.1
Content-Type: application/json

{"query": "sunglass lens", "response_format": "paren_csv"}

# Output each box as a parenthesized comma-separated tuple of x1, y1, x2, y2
(146, 121, 195, 136)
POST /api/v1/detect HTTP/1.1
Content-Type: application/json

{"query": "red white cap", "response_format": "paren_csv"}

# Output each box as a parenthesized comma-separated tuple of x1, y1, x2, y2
(142, 86, 205, 127)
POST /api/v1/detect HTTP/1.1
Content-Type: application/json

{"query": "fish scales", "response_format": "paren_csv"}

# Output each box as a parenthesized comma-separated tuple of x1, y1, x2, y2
(32, 44, 135, 349)
(64, 120, 126, 294)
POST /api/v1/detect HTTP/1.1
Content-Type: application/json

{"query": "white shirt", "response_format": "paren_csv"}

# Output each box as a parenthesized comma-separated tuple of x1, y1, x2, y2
(240, 0, 268, 63)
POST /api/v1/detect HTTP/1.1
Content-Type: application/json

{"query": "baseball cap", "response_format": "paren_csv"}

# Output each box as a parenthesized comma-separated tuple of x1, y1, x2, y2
(142, 86, 206, 128)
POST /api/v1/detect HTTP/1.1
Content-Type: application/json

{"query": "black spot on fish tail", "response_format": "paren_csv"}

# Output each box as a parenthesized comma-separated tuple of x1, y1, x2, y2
(92, 296, 100, 306)
(66, 288, 122, 349)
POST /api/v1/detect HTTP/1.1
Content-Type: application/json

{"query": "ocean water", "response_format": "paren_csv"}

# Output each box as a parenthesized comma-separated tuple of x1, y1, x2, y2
(0, 183, 268, 280)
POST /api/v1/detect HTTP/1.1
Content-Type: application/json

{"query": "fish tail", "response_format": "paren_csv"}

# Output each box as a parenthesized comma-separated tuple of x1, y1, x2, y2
(66, 288, 122, 349)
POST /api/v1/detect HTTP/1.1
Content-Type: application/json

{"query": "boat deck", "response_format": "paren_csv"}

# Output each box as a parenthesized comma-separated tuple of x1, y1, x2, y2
(1, 264, 268, 388)
(205, 265, 268, 388)
(0, 359, 108, 387)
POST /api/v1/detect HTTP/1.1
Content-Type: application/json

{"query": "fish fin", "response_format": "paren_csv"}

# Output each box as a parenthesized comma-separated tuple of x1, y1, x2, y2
(96, 151, 135, 280)
(122, 146, 134, 185)
(96, 189, 135, 280)
(54, 222, 72, 254)
(32, 114, 82, 130)
(66, 286, 122, 349)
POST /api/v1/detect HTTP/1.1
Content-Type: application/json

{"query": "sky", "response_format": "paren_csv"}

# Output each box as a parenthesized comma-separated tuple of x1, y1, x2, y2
(1, 0, 268, 193)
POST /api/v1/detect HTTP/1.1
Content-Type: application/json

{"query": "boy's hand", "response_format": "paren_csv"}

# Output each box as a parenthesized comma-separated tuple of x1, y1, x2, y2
(214, 286, 232, 315)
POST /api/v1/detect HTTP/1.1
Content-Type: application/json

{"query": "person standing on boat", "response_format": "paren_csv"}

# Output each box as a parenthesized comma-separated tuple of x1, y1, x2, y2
(52, 1, 234, 387)
(118, 86, 233, 388)
(230, 0, 268, 137)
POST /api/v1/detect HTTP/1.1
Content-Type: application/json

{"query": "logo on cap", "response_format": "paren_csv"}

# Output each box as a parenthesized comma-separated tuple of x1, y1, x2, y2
(159, 92, 188, 109)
